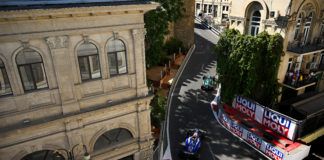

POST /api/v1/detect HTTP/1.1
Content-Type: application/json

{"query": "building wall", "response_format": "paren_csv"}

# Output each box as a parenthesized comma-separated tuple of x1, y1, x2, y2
(229, 0, 290, 36)
(174, 0, 195, 48)
(195, 0, 231, 24)
(0, 3, 158, 160)
(279, 0, 324, 94)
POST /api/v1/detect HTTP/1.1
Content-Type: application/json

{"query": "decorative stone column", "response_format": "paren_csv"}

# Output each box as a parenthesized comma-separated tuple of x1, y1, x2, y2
(217, 4, 222, 22)
(45, 36, 80, 114)
(136, 100, 154, 160)
(132, 29, 148, 97)
(64, 118, 85, 158)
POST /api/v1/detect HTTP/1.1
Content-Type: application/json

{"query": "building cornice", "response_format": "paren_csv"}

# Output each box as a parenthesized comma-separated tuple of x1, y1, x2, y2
(229, 16, 245, 21)
(0, 2, 159, 22)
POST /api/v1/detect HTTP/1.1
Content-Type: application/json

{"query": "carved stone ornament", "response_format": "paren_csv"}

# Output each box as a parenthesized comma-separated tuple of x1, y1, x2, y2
(113, 32, 119, 39)
(45, 36, 69, 49)
(20, 40, 30, 49)
(82, 35, 90, 43)
(302, 3, 314, 11)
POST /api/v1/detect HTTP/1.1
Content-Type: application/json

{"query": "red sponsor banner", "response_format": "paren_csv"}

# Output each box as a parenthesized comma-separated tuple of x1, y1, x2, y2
(232, 96, 298, 140)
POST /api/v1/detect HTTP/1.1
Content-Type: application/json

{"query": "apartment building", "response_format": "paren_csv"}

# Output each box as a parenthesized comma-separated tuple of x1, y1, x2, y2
(229, 0, 324, 99)
(0, 0, 158, 160)
(228, 0, 324, 145)
(195, 0, 231, 24)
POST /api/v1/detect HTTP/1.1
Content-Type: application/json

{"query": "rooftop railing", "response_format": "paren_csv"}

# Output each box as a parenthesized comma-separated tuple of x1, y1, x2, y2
(287, 37, 324, 54)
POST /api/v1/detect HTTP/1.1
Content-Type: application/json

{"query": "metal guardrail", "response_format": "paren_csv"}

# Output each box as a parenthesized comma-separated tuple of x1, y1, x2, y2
(195, 16, 222, 36)
(154, 44, 196, 160)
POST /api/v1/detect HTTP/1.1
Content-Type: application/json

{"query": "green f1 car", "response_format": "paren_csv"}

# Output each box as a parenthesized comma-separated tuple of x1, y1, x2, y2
(201, 75, 216, 91)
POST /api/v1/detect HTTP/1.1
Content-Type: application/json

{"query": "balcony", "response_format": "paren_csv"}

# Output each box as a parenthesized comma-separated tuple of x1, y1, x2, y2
(282, 71, 322, 90)
(287, 38, 324, 55)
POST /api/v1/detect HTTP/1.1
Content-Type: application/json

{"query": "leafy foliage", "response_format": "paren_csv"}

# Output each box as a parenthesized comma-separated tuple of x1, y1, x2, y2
(144, 0, 184, 67)
(150, 95, 166, 128)
(145, 9, 169, 67)
(164, 37, 184, 55)
(215, 29, 283, 107)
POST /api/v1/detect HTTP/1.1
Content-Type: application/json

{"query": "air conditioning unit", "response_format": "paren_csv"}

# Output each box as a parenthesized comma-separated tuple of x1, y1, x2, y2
(269, 10, 279, 20)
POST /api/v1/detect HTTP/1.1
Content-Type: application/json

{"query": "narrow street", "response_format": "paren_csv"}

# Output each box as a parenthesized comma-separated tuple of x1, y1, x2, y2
(167, 22, 267, 160)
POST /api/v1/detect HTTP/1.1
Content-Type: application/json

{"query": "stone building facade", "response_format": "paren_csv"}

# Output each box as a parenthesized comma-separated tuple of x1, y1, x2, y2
(174, 0, 195, 48)
(228, 0, 324, 99)
(194, 0, 231, 24)
(0, 1, 158, 160)
(165, 0, 195, 49)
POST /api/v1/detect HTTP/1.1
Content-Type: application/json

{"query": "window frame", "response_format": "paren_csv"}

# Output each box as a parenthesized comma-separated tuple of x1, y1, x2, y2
(320, 21, 324, 37)
(294, 13, 303, 40)
(0, 59, 13, 97)
(196, 3, 200, 10)
(77, 42, 102, 82)
(107, 39, 128, 77)
(17, 61, 48, 92)
(250, 10, 261, 36)
(16, 50, 48, 92)
(302, 12, 313, 44)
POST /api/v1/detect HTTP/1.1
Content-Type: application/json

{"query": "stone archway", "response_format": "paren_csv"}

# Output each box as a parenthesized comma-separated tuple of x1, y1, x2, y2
(93, 128, 133, 153)
(20, 150, 64, 160)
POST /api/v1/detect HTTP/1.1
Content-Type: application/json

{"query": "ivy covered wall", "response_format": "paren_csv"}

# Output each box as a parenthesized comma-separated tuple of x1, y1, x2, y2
(215, 29, 283, 107)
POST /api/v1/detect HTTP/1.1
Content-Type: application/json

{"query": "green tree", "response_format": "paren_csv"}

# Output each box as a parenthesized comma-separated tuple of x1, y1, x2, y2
(150, 95, 166, 128)
(144, 0, 184, 67)
(163, 37, 184, 55)
(215, 29, 283, 107)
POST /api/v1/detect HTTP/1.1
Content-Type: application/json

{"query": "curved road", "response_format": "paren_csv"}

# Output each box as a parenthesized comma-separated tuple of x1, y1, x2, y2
(167, 22, 267, 160)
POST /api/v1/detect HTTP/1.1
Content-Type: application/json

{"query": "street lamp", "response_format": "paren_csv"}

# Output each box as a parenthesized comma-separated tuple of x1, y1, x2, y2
(54, 144, 90, 160)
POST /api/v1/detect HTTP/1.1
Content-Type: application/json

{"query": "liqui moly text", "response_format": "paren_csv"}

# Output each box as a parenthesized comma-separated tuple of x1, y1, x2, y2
(231, 122, 243, 137)
(265, 144, 284, 160)
(221, 113, 231, 129)
(247, 132, 261, 149)
(234, 96, 258, 118)
(263, 110, 290, 136)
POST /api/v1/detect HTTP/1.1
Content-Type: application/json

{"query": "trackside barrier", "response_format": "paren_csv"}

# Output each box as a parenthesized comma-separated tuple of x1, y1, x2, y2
(211, 94, 310, 160)
(157, 45, 196, 160)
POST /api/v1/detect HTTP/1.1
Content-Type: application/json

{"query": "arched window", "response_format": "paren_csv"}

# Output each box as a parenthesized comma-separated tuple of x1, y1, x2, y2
(320, 21, 324, 37)
(16, 49, 48, 91)
(94, 128, 133, 152)
(294, 13, 303, 40)
(319, 52, 324, 70)
(0, 58, 12, 96)
(250, 10, 261, 36)
(107, 39, 127, 76)
(21, 150, 64, 160)
(77, 42, 101, 81)
(119, 155, 134, 160)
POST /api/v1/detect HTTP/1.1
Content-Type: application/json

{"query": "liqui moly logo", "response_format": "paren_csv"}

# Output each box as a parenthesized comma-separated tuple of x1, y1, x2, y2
(221, 113, 231, 129)
(265, 144, 284, 160)
(234, 96, 258, 119)
(231, 122, 243, 137)
(247, 132, 261, 149)
(263, 110, 291, 136)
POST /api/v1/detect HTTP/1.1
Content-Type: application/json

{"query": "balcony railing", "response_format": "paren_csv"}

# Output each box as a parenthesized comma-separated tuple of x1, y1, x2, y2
(287, 38, 324, 54)
(283, 72, 319, 89)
